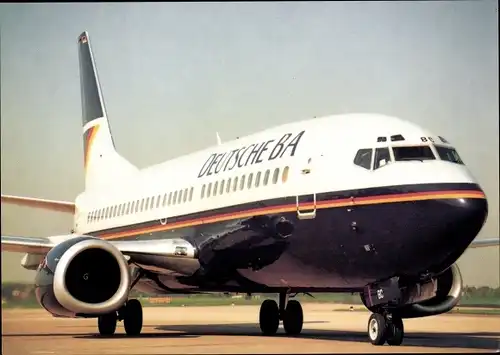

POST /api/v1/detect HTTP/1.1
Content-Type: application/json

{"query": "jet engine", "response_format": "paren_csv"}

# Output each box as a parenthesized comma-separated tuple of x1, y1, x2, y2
(396, 263, 463, 318)
(35, 236, 131, 318)
(360, 263, 463, 319)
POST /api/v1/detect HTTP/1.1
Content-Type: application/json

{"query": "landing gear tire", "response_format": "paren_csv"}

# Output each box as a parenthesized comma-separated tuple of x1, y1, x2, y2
(259, 299, 280, 336)
(283, 300, 303, 336)
(367, 313, 387, 345)
(98, 312, 117, 336)
(123, 299, 143, 336)
(386, 315, 404, 346)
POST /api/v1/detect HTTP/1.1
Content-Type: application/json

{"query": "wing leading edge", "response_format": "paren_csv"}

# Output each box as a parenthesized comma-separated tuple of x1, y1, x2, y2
(468, 238, 499, 249)
(1, 194, 75, 214)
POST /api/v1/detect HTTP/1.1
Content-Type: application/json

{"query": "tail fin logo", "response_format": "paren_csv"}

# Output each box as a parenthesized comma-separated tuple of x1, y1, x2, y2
(79, 34, 88, 44)
(83, 124, 100, 170)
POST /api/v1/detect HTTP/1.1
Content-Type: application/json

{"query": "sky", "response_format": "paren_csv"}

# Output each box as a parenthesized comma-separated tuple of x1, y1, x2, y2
(1, 2, 498, 287)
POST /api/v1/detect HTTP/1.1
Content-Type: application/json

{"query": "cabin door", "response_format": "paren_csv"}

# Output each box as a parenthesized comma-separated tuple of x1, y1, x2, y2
(295, 156, 317, 220)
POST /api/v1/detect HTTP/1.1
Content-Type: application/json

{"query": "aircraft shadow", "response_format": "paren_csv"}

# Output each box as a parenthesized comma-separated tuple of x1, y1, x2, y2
(68, 323, 500, 350)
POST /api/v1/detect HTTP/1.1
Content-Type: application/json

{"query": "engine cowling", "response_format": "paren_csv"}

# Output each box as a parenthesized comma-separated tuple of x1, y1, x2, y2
(35, 236, 130, 318)
(397, 263, 463, 318)
(359, 263, 463, 319)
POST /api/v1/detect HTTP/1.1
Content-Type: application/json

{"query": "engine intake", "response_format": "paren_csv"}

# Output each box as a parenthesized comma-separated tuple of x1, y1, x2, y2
(35, 236, 131, 317)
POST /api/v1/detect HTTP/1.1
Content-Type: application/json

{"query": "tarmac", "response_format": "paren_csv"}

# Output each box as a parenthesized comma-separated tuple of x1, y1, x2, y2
(2, 304, 500, 354)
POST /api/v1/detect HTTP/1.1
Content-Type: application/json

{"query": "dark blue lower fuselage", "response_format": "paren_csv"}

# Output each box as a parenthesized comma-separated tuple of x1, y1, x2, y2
(92, 182, 488, 293)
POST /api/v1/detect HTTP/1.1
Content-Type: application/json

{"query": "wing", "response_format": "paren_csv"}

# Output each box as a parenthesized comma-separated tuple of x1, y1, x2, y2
(468, 238, 499, 249)
(2, 235, 197, 272)
(1, 194, 75, 214)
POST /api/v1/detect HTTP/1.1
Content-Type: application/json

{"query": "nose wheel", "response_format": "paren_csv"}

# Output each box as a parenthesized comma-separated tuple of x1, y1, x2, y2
(367, 312, 404, 346)
(97, 298, 143, 336)
(259, 293, 304, 336)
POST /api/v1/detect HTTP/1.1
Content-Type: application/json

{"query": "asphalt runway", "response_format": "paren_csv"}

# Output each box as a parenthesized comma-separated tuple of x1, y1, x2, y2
(2, 304, 500, 354)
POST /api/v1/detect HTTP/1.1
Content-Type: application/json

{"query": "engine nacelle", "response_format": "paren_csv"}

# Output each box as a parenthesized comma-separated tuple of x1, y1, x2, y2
(360, 263, 463, 319)
(397, 263, 463, 318)
(35, 236, 130, 318)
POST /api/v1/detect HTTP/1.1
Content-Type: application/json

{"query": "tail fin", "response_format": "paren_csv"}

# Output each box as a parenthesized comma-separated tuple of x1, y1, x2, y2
(78, 31, 137, 190)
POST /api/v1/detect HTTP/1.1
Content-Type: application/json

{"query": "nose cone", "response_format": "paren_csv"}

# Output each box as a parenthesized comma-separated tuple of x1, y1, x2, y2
(428, 196, 488, 273)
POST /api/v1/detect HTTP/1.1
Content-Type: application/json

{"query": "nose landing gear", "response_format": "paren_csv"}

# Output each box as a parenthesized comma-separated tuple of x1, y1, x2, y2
(367, 312, 404, 346)
(97, 298, 143, 336)
(258, 292, 304, 336)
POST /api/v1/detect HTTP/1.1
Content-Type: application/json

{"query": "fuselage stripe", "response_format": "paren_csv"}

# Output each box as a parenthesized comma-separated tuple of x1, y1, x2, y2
(96, 189, 485, 241)
(84, 125, 100, 170)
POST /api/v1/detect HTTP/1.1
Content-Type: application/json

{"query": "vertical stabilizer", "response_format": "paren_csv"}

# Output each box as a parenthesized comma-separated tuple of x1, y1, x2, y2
(77, 31, 137, 190)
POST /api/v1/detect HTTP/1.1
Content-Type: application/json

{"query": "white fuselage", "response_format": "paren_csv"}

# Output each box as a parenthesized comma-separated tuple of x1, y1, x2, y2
(74, 113, 478, 238)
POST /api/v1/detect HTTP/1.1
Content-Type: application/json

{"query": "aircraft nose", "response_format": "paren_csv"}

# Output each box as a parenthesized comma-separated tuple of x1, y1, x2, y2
(430, 195, 488, 272)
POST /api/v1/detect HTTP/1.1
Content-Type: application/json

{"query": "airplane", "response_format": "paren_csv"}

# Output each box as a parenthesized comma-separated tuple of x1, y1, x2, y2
(1, 30, 499, 346)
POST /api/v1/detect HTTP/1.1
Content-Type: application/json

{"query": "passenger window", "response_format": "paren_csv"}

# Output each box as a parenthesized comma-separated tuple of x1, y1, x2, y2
(240, 175, 246, 190)
(393, 146, 435, 162)
(177, 190, 183, 204)
(201, 185, 206, 199)
(105, 207, 110, 218)
(213, 181, 218, 196)
(189, 187, 194, 201)
(263, 169, 270, 186)
(156, 195, 161, 208)
(220, 180, 225, 195)
(126, 202, 131, 214)
(374, 148, 391, 169)
(282, 166, 289, 183)
(162, 193, 168, 207)
(207, 183, 212, 198)
(145, 197, 150, 210)
(255, 171, 261, 188)
(247, 173, 253, 189)
(168, 192, 173, 205)
(150, 197, 155, 209)
(233, 177, 238, 192)
(353, 149, 373, 170)
(272, 168, 280, 184)
(226, 178, 232, 193)
(173, 191, 178, 205)
(183, 188, 188, 203)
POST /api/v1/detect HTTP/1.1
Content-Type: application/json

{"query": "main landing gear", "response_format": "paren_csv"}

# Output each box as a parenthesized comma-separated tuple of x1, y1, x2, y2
(259, 293, 303, 336)
(97, 299, 143, 336)
(367, 312, 404, 346)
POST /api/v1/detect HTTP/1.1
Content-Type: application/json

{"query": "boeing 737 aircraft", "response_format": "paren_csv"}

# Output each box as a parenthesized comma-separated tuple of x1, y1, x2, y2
(2, 31, 499, 346)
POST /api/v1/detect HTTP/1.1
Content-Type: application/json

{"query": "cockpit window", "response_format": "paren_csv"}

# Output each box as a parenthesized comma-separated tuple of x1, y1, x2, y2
(435, 146, 464, 165)
(392, 146, 435, 162)
(353, 149, 372, 170)
(374, 148, 391, 169)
